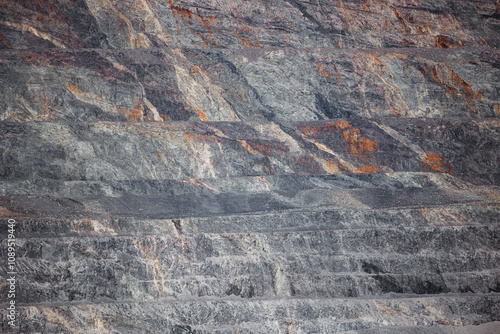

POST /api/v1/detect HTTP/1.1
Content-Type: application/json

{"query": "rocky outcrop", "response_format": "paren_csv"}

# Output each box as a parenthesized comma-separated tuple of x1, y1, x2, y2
(0, 0, 499, 333)
(1, 0, 499, 50)
(1, 48, 499, 122)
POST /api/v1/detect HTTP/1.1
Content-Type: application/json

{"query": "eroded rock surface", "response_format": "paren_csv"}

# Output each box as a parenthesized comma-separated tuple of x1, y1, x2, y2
(0, 0, 499, 333)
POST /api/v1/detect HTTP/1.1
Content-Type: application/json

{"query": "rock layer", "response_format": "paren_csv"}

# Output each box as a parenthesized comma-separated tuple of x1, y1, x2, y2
(0, 0, 499, 333)
(1, 48, 499, 122)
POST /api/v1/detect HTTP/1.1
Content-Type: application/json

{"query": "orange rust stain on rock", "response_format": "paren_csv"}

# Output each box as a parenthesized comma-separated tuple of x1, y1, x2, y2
(231, 26, 262, 49)
(250, 141, 274, 157)
(334, 121, 378, 157)
(356, 164, 377, 174)
(67, 84, 81, 94)
(390, 6, 408, 34)
(58, 139, 64, 153)
(477, 91, 483, 100)
(333, 65, 340, 86)
(190, 65, 215, 80)
(370, 53, 385, 70)
(416, 26, 427, 35)
(449, 69, 476, 110)
(184, 99, 209, 121)
(337, 0, 351, 31)
(182, 131, 197, 142)
(169, 0, 215, 45)
(434, 35, 462, 48)
(196, 32, 209, 48)
(241, 139, 288, 162)
(324, 160, 340, 174)
(170, 0, 193, 20)
(157, 152, 162, 157)
(424, 64, 477, 111)
(239, 140, 255, 154)
(128, 100, 144, 121)
(299, 122, 341, 137)
(194, 107, 209, 121)
(42, 92, 52, 116)
(169, 0, 193, 33)
(424, 153, 452, 173)
(493, 104, 500, 117)
(115, 100, 144, 122)
(233, 30, 253, 48)
(318, 63, 329, 77)
(299, 122, 379, 174)
(190, 65, 203, 75)
(262, 165, 275, 175)
(435, 35, 452, 48)
(196, 8, 214, 45)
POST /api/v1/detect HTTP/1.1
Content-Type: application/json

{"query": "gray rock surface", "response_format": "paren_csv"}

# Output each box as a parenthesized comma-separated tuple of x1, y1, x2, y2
(0, 0, 499, 333)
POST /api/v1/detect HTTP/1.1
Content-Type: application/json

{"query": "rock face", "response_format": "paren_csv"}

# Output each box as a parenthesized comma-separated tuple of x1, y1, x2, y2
(0, 0, 499, 333)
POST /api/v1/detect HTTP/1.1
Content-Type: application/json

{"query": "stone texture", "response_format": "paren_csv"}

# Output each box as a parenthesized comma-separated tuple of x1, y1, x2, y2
(0, 0, 499, 333)
(1, 0, 499, 50)
(1, 48, 499, 122)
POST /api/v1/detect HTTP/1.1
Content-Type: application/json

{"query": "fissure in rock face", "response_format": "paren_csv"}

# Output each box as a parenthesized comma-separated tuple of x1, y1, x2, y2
(0, 0, 499, 333)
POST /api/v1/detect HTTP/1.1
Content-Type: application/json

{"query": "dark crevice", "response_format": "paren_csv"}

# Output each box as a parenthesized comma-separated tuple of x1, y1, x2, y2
(283, 0, 345, 36)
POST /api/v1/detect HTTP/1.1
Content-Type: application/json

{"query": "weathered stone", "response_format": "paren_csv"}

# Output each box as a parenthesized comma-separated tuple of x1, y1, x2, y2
(0, 0, 499, 333)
